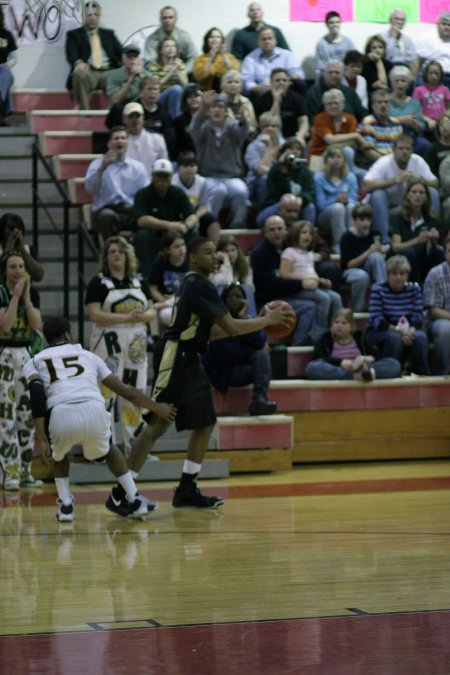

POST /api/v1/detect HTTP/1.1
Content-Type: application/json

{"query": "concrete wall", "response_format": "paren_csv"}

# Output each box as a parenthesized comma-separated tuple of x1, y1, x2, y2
(4, 0, 433, 90)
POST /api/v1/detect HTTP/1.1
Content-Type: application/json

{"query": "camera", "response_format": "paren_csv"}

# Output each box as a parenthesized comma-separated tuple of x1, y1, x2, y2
(284, 154, 307, 168)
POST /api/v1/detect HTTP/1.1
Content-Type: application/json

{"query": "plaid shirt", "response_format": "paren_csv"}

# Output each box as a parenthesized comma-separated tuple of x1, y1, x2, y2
(423, 261, 450, 314)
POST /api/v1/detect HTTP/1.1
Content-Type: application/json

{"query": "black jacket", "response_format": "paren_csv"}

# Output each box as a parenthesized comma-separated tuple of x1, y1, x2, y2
(65, 26, 122, 87)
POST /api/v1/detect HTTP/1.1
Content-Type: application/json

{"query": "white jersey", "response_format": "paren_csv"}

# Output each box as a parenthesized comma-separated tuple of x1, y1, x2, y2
(23, 343, 112, 409)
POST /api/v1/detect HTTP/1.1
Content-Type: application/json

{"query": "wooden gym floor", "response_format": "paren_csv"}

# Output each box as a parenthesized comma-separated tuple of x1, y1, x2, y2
(1, 458, 449, 674)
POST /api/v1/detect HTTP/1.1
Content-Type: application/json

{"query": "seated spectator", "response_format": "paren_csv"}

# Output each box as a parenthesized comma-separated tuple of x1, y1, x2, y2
(106, 44, 148, 107)
(315, 11, 355, 77)
(0, 7, 17, 126)
(241, 27, 304, 99)
(422, 234, 450, 374)
(0, 212, 44, 282)
(357, 89, 403, 162)
(389, 177, 444, 283)
(250, 216, 316, 346)
(171, 150, 221, 243)
(382, 9, 419, 79)
(280, 220, 342, 340)
(211, 235, 257, 316)
(132, 158, 198, 278)
(245, 112, 283, 206)
(202, 282, 277, 415)
(413, 61, 450, 134)
(362, 135, 439, 244)
(85, 126, 149, 244)
(362, 35, 392, 94)
(143, 5, 197, 74)
(65, 1, 122, 110)
(193, 28, 239, 92)
(173, 84, 202, 157)
(342, 50, 368, 109)
(149, 231, 188, 329)
(340, 203, 388, 312)
(253, 68, 309, 145)
(314, 145, 358, 253)
(308, 88, 372, 175)
(257, 138, 316, 226)
(389, 66, 428, 156)
(424, 112, 450, 175)
(221, 70, 257, 134)
(146, 38, 188, 120)
(189, 90, 249, 228)
(365, 255, 429, 374)
(415, 12, 450, 90)
(231, 2, 290, 61)
(305, 60, 368, 125)
(305, 308, 401, 380)
(123, 102, 168, 176)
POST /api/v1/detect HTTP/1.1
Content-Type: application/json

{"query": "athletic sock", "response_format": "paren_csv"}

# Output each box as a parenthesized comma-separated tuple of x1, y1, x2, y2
(117, 471, 139, 501)
(55, 477, 72, 505)
(179, 460, 202, 487)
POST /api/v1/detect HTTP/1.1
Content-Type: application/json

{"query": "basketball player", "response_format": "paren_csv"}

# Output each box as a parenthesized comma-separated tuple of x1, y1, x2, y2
(108, 237, 292, 510)
(23, 317, 176, 522)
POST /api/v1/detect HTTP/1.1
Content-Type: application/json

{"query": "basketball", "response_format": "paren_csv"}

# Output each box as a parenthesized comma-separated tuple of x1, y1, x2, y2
(260, 300, 297, 338)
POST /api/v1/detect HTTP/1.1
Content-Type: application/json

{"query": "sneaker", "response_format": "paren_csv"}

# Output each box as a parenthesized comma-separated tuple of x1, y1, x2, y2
(128, 495, 159, 519)
(361, 365, 376, 382)
(248, 397, 278, 416)
(172, 482, 224, 509)
(4, 476, 20, 491)
(20, 474, 44, 487)
(56, 501, 74, 522)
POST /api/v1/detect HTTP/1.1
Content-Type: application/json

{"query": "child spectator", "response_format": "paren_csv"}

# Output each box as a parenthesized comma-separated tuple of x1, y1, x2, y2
(211, 234, 257, 316)
(305, 307, 401, 380)
(340, 203, 388, 312)
(413, 61, 450, 134)
(148, 231, 188, 329)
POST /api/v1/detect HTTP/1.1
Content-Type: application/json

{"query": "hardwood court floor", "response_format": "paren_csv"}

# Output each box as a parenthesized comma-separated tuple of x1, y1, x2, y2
(0, 459, 449, 674)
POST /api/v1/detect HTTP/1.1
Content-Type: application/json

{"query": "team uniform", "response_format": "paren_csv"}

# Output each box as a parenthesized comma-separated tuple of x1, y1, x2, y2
(85, 273, 150, 449)
(0, 284, 39, 485)
(150, 271, 227, 431)
(23, 343, 114, 462)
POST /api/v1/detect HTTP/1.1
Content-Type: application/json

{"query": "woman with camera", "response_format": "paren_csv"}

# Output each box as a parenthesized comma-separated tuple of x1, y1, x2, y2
(256, 138, 316, 227)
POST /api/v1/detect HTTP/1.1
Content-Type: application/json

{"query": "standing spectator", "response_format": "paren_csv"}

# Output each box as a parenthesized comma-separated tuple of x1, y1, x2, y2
(250, 216, 316, 346)
(306, 60, 368, 124)
(253, 68, 309, 144)
(220, 70, 257, 134)
(245, 111, 283, 206)
(362, 35, 392, 94)
(362, 135, 439, 243)
(123, 102, 168, 177)
(416, 12, 450, 89)
(231, 2, 290, 61)
(132, 158, 198, 277)
(144, 6, 197, 74)
(0, 213, 44, 282)
(202, 283, 277, 415)
(340, 203, 388, 312)
(314, 145, 358, 253)
(0, 7, 17, 126)
(382, 9, 419, 79)
(258, 138, 316, 226)
(357, 89, 403, 161)
(85, 237, 155, 451)
(85, 126, 149, 244)
(389, 177, 444, 283)
(314, 11, 355, 77)
(193, 28, 239, 92)
(366, 255, 429, 374)
(241, 27, 304, 98)
(423, 234, 450, 374)
(147, 38, 188, 120)
(389, 66, 428, 156)
(189, 90, 249, 228)
(106, 44, 148, 107)
(413, 61, 450, 134)
(65, 1, 122, 110)
(0, 251, 42, 490)
(342, 50, 368, 109)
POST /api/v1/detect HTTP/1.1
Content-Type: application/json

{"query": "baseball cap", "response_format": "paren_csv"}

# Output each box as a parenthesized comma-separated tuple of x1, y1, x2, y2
(152, 159, 174, 174)
(123, 102, 144, 116)
(123, 43, 141, 55)
(212, 93, 229, 107)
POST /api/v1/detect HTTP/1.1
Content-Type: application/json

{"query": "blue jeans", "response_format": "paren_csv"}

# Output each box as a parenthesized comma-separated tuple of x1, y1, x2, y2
(428, 319, 450, 375)
(228, 350, 272, 400)
(305, 357, 401, 380)
(279, 296, 316, 346)
(342, 252, 387, 312)
(365, 328, 429, 374)
(158, 84, 184, 119)
(296, 288, 342, 341)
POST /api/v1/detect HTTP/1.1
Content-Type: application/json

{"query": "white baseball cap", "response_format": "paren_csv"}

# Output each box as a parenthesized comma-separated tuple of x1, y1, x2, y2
(152, 159, 174, 174)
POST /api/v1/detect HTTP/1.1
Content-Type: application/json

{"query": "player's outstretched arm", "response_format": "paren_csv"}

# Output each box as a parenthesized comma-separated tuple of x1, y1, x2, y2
(210, 304, 293, 340)
(102, 375, 177, 423)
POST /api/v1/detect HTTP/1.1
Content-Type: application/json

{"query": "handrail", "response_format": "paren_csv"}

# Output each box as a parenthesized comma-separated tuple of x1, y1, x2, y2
(77, 221, 99, 344)
(31, 141, 72, 317)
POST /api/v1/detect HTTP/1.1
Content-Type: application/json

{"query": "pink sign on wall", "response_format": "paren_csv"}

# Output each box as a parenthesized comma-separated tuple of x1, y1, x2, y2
(420, 0, 450, 22)
(290, 0, 353, 22)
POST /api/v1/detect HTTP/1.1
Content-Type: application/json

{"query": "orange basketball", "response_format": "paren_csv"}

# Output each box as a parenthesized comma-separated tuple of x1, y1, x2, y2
(260, 300, 297, 338)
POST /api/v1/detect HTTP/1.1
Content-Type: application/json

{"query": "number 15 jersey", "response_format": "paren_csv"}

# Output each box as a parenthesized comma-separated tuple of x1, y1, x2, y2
(23, 343, 112, 409)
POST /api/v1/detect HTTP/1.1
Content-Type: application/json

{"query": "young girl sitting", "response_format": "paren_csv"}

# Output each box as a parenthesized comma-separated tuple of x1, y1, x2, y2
(210, 234, 257, 315)
(148, 232, 188, 328)
(413, 61, 450, 134)
(280, 220, 342, 340)
(305, 307, 401, 381)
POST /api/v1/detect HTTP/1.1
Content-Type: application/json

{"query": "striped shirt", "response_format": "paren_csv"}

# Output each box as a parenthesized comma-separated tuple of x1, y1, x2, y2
(357, 115, 403, 155)
(367, 281, 424, 331)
